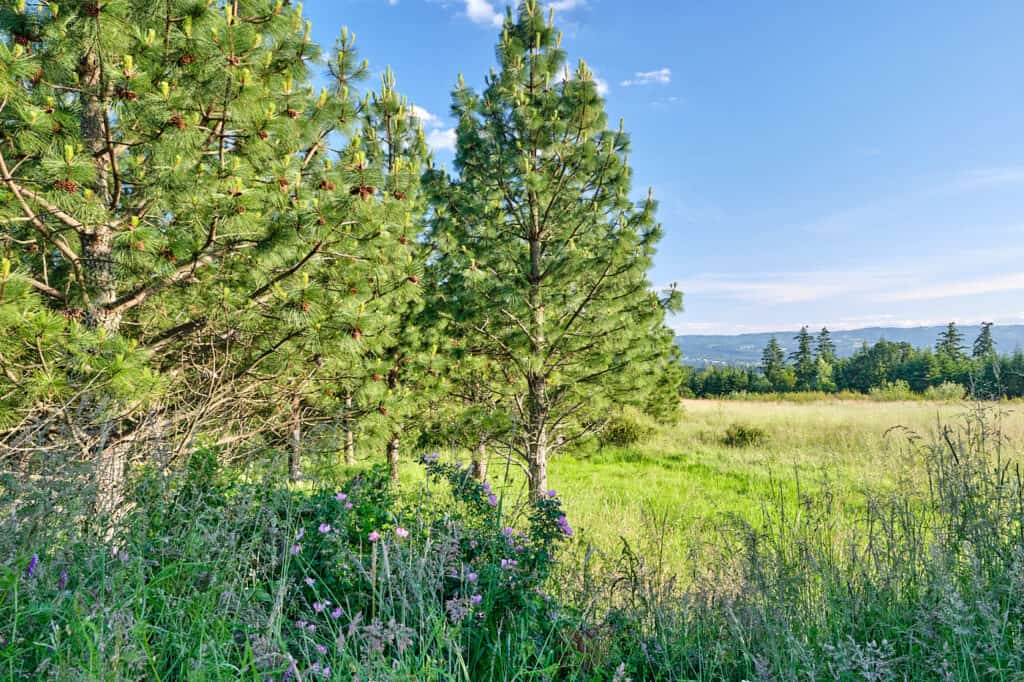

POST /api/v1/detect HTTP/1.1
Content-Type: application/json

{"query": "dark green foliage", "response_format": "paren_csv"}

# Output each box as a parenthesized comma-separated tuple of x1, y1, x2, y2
(973, 321, 996, 359)
(691, 323, 1018, 399)
(599, 410, 655, 448)
(721, 422, 768, 448)
(790, 326, 816, 390)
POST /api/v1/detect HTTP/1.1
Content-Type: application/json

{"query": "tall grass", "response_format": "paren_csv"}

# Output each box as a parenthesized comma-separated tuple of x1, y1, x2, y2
(3, 406, 1024, 680)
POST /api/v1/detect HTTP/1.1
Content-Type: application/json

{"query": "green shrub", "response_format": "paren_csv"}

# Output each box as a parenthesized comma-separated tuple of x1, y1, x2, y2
(599, 410, 654, 447)
(923, 381, 967, 401)
(868, 379, 915, 401)
(722, 422, 768, 447)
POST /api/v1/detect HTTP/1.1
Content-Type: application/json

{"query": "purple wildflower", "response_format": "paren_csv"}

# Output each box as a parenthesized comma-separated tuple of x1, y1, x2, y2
(556, 515, 574, 537)
(313, 601, 327, 613)
(344, 502, 354, 510)
(547, 489, 557, 498)
(295, 528, 305, 541)
(304, 577, 315, 587)
(500, 558, 517, 570)
(334, 492, 347, 502)
(318, 523, 331, 534)
(26, 554, 39, 579)
(291, 544, 302, 555)
(423, 452, 439, 463)
(487, 493, 498, 507)
(395, 527, 409, 538)
(470, 594, 483, 605)
(467, 572, 478, 583)
(331, 606, 344, 619)
(501, 527, 514, 537)
(316, 644, 328, 655)
(481, 481, 491, 493)
(58, 570, 68, 590)
(368, 531, 380, 543)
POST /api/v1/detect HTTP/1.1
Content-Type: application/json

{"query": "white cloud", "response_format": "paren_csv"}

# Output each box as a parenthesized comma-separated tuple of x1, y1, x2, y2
(465, 0, 503, 27)
(426, 128, 457, 152)
(621, 67, 671, 87)
(547, 0, 585, 10)
(592, 74, 609, 96)
(877, 273, 1024, 303)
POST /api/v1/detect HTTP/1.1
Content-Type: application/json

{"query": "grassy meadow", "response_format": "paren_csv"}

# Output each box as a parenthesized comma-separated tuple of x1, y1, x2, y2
(524, 399, 1022, 568)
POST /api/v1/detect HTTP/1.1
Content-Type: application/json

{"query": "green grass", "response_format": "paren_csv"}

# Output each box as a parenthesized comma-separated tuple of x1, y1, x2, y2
(545, 399, 1024, 567)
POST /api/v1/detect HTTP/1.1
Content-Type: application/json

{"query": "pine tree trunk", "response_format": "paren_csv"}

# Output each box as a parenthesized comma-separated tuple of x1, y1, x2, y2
(526, 234, 549, 500)
(343, 393, 355, 465)
(471, 440, 488, 482)
(95, 441, 128, 522)
(288, 399, 302, 482)
(387, 434, 400, 484)
(527, 427, 549, 500)
(77, 50, 120, 332)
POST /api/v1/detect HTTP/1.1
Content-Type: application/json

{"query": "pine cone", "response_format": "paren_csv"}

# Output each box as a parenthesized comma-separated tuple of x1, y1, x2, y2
(168, 114, 186, 130)
(179, 53, 197, 66)
(53, 179, 79, 193)
(349, 185, 376, 200)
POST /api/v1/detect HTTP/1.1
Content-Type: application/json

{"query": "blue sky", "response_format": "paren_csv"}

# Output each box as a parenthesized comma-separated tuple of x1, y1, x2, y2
(304, 1, 1024, 334)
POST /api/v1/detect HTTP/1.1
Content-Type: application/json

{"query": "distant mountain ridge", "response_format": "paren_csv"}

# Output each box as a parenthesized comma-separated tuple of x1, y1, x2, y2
(676, 324, 1024, 367)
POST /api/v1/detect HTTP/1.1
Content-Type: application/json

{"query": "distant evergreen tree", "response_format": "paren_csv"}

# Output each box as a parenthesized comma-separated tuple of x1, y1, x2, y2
(936, 322, 967, 361)
(425, 1, 681, 498)
(815, 327, 837, 363)
(761, 337, 786, 376)
(973, 322, 996, 359)
(790, 326, 816, 390)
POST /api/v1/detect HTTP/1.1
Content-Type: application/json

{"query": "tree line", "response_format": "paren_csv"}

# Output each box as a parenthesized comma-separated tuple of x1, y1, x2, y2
(0, 0, 680, 511)
(684, 322, 1019, 399)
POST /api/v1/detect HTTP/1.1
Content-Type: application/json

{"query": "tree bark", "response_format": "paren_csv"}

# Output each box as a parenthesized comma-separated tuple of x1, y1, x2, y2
(471, 440, 488, 482)
(526, 235, 549, 499)
(343, 393, 356, 465)
(387, 434, 400, 484)
(77, 50, 120, 332)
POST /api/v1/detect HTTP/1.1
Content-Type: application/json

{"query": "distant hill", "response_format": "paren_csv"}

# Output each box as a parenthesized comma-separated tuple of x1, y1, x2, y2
(676, 325, 1024, 367)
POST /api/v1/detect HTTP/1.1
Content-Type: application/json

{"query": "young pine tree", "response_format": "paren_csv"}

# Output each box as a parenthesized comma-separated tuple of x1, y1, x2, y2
(815, 327, 836, 363)
(426, 1, 681, 498)
(936, 322, 967, 361)
(790, 326, 816, 390)
(973, 321, 995, 359)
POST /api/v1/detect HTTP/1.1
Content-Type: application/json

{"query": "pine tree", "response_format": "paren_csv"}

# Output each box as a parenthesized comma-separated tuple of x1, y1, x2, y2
(973, 322, 995, 359)
(790, 326, 816, 390)
(0, 2, 425, 509)
(815, 327, 836, 363)
(761, 337, 785, 376)
(425, 1, 681, 498)
(936, 322, 967, 361)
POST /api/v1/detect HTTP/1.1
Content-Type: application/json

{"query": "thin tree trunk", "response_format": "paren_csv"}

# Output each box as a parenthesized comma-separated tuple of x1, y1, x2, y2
(387, 434, 400, 484)
(527, 234, 549, 500)
(471, 440, 488, 482)
(527, 427, 549, 499)
(344, 393, 355, 465)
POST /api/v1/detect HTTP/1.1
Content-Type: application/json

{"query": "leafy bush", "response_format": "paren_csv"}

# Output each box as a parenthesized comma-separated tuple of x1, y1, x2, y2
(599, 410, 655, 447)
(924, 381, 967, 401)
(722, 422, 768, 448)
(869, 379, 916, 401)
